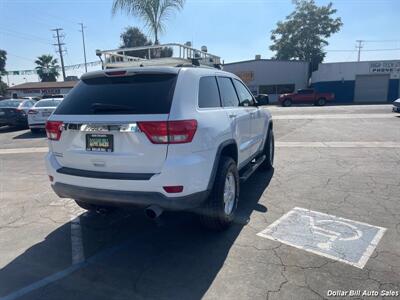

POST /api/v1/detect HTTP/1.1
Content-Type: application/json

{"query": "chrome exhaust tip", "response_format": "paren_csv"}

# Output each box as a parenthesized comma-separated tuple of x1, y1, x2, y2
(145, 205, 163, 219)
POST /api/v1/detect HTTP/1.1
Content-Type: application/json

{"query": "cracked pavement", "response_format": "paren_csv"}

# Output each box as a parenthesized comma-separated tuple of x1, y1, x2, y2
(0, 105, 399, 300)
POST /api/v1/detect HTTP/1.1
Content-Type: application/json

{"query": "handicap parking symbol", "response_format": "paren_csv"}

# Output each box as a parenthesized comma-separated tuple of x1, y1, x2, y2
(257, 207, 386, 268)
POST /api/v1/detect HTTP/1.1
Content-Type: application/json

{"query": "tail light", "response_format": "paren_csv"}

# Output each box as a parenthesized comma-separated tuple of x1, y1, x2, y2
(138, 120, 197, 144)
(163, 186, 184, 193)
(45, 121, 63, 141)
(16, 108, 26, 115)
(28, 109, 39, 114)
(105, 70, 127, 76)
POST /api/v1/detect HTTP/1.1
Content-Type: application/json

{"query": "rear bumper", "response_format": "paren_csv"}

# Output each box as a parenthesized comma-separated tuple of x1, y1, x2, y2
(0, 117, 27, 126)
(393, 106, 400, 113)
(29, 123, 46, 129)
(52, 182, 209, 210)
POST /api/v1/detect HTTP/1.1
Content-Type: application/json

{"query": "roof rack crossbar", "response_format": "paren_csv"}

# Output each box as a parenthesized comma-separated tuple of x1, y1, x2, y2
(98, 43, 222, 69)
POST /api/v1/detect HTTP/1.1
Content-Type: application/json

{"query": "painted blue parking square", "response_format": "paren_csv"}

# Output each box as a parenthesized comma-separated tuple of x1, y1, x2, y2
(257, 207, 386, 268)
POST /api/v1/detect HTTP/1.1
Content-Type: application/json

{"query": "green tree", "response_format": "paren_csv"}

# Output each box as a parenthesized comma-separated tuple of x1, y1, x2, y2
(0, 50, 6, 73)
(0, 50, 7, 96)
(120, 26, 152, 58)
(112, 0, 185, 45)
(270, 0, 343, 73)
(0, 81, 7, 97)
(35, 54, 60, 82)
(119, 26, 173, 58)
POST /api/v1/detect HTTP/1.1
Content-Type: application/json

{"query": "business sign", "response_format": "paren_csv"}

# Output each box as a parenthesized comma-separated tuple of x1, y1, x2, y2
(235, 71, 254, 83)
(21, 89, 61, 95)
(370, 61, 400, 78)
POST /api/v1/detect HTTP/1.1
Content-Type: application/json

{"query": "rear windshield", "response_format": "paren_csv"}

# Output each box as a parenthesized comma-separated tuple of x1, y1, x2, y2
(55, 73, 177, 115)
(35, 99, 62, 108)
(0, 100, 22, 108)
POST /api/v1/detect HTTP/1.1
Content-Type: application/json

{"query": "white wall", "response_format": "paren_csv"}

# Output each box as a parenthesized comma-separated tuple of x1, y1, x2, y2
(223, 60, 309, 93)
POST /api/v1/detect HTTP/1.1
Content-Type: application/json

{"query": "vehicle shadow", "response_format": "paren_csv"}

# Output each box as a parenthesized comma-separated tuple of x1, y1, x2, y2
(13, 130, 46, 140)
(0, 169, 273, 300)
(0, 125, 28, 133)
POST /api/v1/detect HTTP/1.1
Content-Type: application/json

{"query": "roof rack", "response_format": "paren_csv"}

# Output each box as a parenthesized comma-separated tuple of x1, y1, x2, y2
(96, 43, 222, 69)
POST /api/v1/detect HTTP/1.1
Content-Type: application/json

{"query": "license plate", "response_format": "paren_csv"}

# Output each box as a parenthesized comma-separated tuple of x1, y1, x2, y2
(86, 134, 113, 152)
(42, 112, 51, 117)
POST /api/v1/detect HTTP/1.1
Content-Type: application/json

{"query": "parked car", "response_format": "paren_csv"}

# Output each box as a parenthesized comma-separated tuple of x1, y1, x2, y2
(278, 88, 335, 106)
(392, 98, 400, 113)
(28, 98, 63, 133)
(45, 67, 274, 230)
(0, 99, 35, 128)
(255, 94, 269, 105)
(42, 94, 65, 99)
(22, 96, 41, 101)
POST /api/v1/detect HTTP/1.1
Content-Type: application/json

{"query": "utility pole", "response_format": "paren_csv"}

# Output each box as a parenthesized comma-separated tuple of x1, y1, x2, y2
(356, 40, 364, 62)
(52, 28, 66, 81)
(79, 23, 88, 73)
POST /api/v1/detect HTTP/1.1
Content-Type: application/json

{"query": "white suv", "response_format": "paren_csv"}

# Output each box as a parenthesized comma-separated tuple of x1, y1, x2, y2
(45, 66, 274, 230)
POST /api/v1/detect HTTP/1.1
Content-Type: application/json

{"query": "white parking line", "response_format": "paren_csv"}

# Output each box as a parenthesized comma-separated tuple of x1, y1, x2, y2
(273, 113, 396, 120)
(70, 216, 85, 265)
(49, 199, 86, 265)
(0, 147, 48, 155)
(276, 141, 400, 148)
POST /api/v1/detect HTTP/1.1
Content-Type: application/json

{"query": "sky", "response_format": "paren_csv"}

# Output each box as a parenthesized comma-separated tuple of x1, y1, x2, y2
(1, 0, 400, 85)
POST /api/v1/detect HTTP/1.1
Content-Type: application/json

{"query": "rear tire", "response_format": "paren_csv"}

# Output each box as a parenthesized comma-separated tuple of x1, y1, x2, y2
(200, 156, 239, 231)
(30, 128, 41, 134)
(282, 99, 292, 107)
(260, 129, 274, 171)
(316, 98, 326, 106)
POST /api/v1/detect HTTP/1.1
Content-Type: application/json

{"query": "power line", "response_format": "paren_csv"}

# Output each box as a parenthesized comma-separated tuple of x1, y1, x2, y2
(363, 48, 400, 52)
(326, 48, 400, 52)
(0, 30, 52, 46)
(52, 28, 66, 81)
(363, 39, 400, 43)
(0, 27, 50, 43)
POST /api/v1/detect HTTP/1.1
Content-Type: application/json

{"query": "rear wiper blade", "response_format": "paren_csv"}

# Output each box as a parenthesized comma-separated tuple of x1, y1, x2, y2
(91, 103, 136, 112)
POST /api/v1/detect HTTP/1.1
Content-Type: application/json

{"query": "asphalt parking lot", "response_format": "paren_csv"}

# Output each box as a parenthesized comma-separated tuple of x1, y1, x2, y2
(0, 104, 399, 300)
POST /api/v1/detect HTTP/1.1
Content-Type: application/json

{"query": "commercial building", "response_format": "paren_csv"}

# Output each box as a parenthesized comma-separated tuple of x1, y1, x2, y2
(7, 81, 78, 98)
(223, 58, 309, 102)
(312, 60, 400, 103)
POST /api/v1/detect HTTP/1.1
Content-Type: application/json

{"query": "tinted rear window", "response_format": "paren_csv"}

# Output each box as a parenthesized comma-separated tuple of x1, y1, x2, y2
(217, 77, 239, 107)
(35, 100, 62, 107)
(198, 76, 221, 108)
(0, 100, 22, 108)
(55, 74, 177, 115)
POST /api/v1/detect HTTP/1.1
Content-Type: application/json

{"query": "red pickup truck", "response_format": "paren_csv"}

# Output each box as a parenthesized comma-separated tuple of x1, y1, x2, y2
(278, 89, 335, 106)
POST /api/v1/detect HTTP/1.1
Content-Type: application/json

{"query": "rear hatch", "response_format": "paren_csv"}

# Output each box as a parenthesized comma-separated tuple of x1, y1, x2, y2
(29, 99, 62, 123)
(0, 100, 24, 123)
(48, 71, 178, 174)
(0, 108, 19, 122)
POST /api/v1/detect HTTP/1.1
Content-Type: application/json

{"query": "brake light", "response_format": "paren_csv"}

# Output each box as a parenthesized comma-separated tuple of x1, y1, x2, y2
(45, 121, 63, 141)
(138, 120, 197, 144)
(163, 186, 184, 193)
(105, 70, 127, 76)
(28, 109, 38, 114)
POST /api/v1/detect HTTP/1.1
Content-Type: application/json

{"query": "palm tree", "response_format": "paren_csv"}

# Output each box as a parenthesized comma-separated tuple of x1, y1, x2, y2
(112, 0, 185, 45)
(35, 55, 60, 82)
